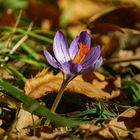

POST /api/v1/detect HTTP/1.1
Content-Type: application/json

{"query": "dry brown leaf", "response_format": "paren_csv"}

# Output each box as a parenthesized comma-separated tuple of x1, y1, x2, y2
(132, 128, 140, 140)
(0, 68, 14, 79)
(80, 123, 101, 132)
(15, 109, 39, 131)
(59, 0, 107, 23)
(25, 69, 121, 100)
(59, 0, 108, 37)
(93, 71, 105, 81)
(115, 48, 140, 69)
(89, 5, 140, 32)
(99, 107, 140, 138)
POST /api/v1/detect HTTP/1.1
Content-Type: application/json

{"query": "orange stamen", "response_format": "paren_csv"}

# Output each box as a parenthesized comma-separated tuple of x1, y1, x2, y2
(72, 42, 89, 63)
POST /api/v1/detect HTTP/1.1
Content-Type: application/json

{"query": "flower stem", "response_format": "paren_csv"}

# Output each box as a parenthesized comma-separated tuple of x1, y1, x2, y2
(45, 79, 69, 126)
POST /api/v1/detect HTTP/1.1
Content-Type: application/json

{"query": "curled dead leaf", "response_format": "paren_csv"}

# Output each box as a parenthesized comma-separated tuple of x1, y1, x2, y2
(24, 69, 121, 100)
(99, 107, 140, 138)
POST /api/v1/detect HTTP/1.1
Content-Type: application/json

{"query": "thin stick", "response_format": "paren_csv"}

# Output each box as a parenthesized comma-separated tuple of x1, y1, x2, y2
(103, 57, 140, 65)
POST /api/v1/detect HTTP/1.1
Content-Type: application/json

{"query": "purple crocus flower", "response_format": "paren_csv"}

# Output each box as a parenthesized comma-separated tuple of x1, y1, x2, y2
(44, 30, 102, 82)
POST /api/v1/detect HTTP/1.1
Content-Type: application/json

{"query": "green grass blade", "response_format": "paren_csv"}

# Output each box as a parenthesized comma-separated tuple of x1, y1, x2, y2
(122, 79, 140, 105)
(21, 43, 40, 60)
(5, 64, 27, 82)
(0, 79, 82, 126)
(1, 27, 53, 44)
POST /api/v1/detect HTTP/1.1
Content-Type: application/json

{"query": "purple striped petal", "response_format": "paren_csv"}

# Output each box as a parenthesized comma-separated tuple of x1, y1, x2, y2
(81, 57, 103, 73)
(69, 36, 80, 59)
(93, 57, 103, 70)
(81, 45, 101, 68)
(60, 61, 82, 79)
(78, 31, 91, 48)
(44, 49, 60, 68)
(53, 30, 70, 64)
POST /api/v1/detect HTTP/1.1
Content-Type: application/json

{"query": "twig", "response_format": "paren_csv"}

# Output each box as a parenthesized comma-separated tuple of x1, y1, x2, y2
(103, 57, 140, 65)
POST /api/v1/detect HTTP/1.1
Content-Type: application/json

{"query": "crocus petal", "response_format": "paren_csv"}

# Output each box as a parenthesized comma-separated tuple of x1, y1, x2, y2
(78, 31, 91, 48)
(93, 57, 103, 70)
(53, 30, 70, 64)
(81, 57, 103, 73)
(60, 61, 82, 79)
(44, 49, 60, 68)
(69, 36, 80, 59)
(81, 45, 101, 68)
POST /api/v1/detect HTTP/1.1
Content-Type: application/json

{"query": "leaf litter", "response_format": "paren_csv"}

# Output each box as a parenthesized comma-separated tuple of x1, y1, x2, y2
(25, 69, 121, 100)
(1, 0, 140, 140)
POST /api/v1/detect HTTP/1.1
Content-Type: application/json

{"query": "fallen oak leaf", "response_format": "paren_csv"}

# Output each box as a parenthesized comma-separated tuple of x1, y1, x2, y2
(25, 69, 121, 100)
